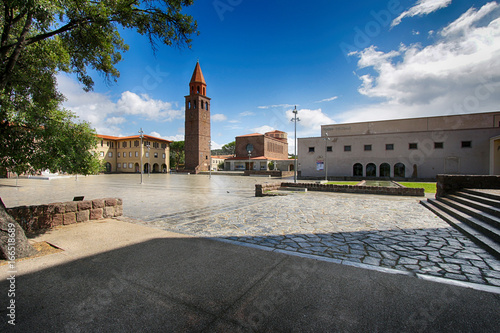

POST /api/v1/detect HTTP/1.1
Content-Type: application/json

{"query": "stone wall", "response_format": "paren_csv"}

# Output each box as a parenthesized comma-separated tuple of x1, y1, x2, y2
(6, 198, 123, 234)
(255, 183, 282, 197)
(244, 170, 294, 178)
(255, 183, 424, 197)
(436, 174, 500, 197)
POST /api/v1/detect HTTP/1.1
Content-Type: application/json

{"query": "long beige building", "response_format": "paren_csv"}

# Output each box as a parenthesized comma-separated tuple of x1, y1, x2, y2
(96, 134, 171, 173)
(298, 111, 500, 179)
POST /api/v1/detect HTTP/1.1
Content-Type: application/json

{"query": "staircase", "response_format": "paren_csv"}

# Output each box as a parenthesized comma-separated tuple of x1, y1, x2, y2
(421, 189, 500, 259)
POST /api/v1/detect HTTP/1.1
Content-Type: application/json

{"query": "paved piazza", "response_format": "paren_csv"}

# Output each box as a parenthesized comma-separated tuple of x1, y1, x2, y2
(1, 174, 500, 287)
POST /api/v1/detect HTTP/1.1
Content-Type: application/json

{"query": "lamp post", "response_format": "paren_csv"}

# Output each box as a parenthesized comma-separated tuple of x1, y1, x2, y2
(248, 151, 252, 173)
(291, 106, 300, 183)
(146, 144, 150, 176)
(209, 140, 212, 179)
(139, 128, 144, 184)
(324, 132, 331, 181)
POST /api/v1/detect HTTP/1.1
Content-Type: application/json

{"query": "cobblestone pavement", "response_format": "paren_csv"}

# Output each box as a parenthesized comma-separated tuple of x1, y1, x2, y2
(128, 192, 500, 287)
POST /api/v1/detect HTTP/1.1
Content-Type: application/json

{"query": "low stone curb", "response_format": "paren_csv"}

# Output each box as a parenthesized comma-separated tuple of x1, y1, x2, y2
(6, 198, 123, 234)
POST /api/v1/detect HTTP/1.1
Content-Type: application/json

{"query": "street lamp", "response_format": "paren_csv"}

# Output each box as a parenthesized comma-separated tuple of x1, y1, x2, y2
(139, 128, 144, 184)
(324, 132, 331, 181)
(248, 150, 252, 173)
(291, 106, 300, 183)
(146, 144, 150, 176)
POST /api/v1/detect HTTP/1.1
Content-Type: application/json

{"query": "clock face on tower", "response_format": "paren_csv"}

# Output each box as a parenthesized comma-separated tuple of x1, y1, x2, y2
(246, 144, 254, 153)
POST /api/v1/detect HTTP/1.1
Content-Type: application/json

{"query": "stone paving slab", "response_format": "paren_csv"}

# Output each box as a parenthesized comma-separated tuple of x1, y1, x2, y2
(127, 192, 500, 287)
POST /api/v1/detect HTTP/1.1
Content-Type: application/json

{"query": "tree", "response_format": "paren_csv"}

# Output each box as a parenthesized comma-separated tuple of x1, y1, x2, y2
(170, 141, 185, 169)
(0, 0, 198, 258)
(221, 141, 235, 155)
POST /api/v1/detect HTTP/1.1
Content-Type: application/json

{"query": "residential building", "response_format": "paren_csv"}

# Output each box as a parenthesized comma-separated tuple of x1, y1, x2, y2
(95, 134, 171, 173)
(211, 155, 233, 171)
(298, 111, 500, 179)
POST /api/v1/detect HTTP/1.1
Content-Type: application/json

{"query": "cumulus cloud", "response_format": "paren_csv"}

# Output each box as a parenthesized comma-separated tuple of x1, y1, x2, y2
(285, 108, 334, 137)
(391, 0, 452, 27)
(58, 75, 183, 136)
(253, 125, 275, 134)
(116, 91, 183, 121)
(212, 113, 228, 122)
(346, 2, 500, 122)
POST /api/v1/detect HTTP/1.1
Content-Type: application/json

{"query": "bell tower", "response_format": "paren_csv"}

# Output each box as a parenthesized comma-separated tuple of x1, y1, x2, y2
(184, 61, 211, 172)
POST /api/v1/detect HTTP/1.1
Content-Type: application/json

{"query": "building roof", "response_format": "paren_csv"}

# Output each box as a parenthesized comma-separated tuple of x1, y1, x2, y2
(211, 155, 234, 159)
(190, 61, 206, 84)
(236, 133, 263, 138)
(266, 130, 286, 134)
(96, 134, 172, 143)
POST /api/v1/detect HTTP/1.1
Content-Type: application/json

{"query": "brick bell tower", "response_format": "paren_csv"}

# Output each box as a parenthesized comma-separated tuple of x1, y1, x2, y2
(184, 61, 211, 172)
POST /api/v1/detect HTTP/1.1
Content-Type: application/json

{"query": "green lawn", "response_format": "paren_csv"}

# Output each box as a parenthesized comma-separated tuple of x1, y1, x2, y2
(398, 182, 437, 193)
(326, 181, 361, 185)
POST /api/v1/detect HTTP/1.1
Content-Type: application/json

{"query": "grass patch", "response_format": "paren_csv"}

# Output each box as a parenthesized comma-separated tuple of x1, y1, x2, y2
(398, 182, 436, 193)
(325, 181, 360, 185)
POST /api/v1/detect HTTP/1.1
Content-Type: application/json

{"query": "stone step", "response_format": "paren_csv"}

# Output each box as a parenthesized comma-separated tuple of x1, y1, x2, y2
(438, 197, 500, 230)
(446, 194, 500, 220)
(462, 189, 500, 202)
(420, 200, 500, 259)
(427, 199, 500, 244)
(455, 191, 500, 209)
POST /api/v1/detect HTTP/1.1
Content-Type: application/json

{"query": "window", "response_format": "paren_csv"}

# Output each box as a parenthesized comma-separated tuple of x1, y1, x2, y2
(134, 140, 139, 147)
(380, 163, 390, 177)
(326, 146, 332, 152)
(386, 144, 394, 150)
(394, 163, 405, 177)
(364, 145, 372, 151)
(353, 163, 363, 176)
(123, 163, 127, 169)
(462, 141, 472, 148)
(129, 163, 133, 168)
(100, 151, 104, 157)
(135, 152, 138, 157)
(162, 153, 166, 159)
(161, 143, 167, 149)
(344, 145, 352, 152)
(309, 147, 315, 153)
(409, 143, 418, 150)
(101, 140, 103, 147)
(434, 142, 444, 149)
(366, 163, 376, 177)
(145, 152, 149, 158)
(106, 141, 110, 147)
(205, 101, 208, 109)
(117, 163, 121, 168)
(188, 101, 191, 109)
(118, 152, 120, 157)
(201, 101, 204, 109)
(127, 152, 131, 157)
(108, 152, 113, 157)
(154, 153, 158, 158)
(122, 142, 127, 148)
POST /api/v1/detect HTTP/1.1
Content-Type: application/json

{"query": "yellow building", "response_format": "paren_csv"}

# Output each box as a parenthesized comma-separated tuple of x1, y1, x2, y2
(96, 134, 171, 173)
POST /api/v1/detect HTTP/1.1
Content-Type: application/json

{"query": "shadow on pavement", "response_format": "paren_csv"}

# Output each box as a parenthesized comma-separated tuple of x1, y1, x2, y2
(1, 237, 499, 332)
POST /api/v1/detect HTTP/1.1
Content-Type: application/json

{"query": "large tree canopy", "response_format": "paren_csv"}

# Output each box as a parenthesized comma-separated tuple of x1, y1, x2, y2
(0, 0, 198, 259)
(0, 0, 198, 175)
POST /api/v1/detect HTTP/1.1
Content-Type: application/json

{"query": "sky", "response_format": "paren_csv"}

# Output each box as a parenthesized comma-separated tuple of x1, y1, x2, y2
(58, 0, 500, 153)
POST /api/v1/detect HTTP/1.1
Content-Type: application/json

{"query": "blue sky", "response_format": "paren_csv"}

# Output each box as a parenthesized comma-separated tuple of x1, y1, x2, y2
(59, 0, 500, 152)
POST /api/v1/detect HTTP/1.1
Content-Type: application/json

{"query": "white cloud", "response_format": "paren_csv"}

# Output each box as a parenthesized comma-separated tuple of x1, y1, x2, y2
(212, 113, 228, 122)
(285, 108, 334, 137)
(315, 96, 338, 103)
(116, 91, 183, 121)
(441, 2, 499, 37)
(163, 134, 185, 141)
(391, 0, 452, 27)
(228, 119, 240, 123)
(239, 111, 255, 116)
(253, 125, 275, 134)
(258, 103, 296, 109)
(211, 141, 223, 150)
(346, 3, 500, 122)
(58, 75, 183, 136)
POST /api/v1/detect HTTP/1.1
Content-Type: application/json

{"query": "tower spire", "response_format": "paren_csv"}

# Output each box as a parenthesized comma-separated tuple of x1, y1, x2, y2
(189, 61, 206, 95)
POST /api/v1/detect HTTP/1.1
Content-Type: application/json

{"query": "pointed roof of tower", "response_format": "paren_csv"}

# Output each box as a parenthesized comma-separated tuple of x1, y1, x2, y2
(190, 61, 206, 84)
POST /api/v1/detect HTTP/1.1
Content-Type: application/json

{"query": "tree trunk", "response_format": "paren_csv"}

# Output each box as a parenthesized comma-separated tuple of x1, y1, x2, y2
(0, 197, 38, 260)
